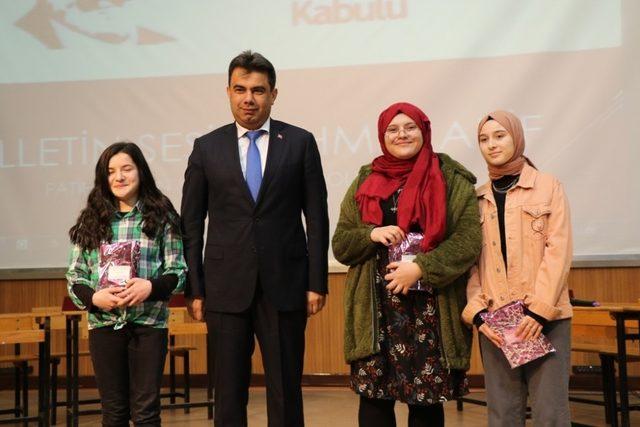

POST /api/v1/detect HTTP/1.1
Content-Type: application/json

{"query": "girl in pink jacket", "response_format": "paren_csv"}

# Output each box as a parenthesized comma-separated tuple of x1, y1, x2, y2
(463, 111, 573, 426)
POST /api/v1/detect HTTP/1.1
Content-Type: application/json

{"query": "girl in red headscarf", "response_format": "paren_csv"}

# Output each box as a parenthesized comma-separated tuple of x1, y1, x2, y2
(333, 103, 482, 427)
(462, 111, 573, 426)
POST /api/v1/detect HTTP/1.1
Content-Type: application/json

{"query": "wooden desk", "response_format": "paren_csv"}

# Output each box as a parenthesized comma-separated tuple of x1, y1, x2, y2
(572, 304, 640, 427)
(0, 313, 51, 427)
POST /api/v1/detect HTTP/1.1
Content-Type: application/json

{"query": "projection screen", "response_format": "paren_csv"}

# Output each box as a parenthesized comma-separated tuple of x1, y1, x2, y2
(0, 0, 638, 272)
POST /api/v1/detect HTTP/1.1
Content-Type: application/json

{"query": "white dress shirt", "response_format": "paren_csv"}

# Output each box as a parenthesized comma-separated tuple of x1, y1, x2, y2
(236, 118, 270, 179)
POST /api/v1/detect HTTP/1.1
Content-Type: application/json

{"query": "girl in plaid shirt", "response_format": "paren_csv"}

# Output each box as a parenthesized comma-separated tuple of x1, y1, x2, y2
(66, 142, 186, 426)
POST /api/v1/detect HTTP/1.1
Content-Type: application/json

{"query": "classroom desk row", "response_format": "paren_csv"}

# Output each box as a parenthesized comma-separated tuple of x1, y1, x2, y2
(571, 302, 640, 427)
(2, 301, 640, 426)
(0, 313, 51, 426)
(0, 302, 212, 427)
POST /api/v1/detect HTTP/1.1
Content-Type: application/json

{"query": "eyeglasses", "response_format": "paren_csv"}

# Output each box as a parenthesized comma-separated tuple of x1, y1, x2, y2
(385, 124, 420, 137)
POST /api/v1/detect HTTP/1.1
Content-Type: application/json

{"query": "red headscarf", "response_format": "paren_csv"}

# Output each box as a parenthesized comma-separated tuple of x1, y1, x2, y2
(355, 102, 447, 252)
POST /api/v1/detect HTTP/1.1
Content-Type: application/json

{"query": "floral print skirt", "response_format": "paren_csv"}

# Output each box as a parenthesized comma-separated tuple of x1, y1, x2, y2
(350, 263, 468, 405)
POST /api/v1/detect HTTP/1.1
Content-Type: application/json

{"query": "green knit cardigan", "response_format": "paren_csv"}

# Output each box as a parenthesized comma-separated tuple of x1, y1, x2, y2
(332, 153, 482, 370)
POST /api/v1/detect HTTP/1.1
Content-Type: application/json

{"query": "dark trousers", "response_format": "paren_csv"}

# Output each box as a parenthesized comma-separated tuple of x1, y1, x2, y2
(89, 324, 168, 427)
(358, 396, 444, 427)
(206, 287, 307, 427)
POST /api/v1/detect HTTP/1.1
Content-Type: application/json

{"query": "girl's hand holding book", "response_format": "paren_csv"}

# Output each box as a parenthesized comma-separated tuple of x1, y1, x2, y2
(371, 226, 406, 246)
(515, 315, 543, 341)
(117, 278, 152, 307)
(479, 323, 504, 348)
(384, 261, 422, 295)
(92, 287, 125, 311)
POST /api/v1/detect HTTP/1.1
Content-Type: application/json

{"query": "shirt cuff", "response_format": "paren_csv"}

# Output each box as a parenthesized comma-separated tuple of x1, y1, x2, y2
(473, 309, 488, 328)
(462, 300, 489, 325)
(148, 274, 179, 301)
(71, 283, 96, 312)
(524, 308, 548, 326)
(524, 294, 562, 321)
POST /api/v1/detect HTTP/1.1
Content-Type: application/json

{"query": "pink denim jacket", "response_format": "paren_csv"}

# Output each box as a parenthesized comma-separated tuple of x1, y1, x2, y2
(463, 164, 573, 324)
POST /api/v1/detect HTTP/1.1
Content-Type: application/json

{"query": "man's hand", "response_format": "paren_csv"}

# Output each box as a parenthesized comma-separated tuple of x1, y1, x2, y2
(479, 323, 504, 348)
(384, 261, 422, 295)
(370, 226, 406, 246)
(515, 315, 543, 341)
(187, 297, 205, 322)
(306, 291, 326, 317)
(92, 287, 125, 311)
(117, 278, 152, 307)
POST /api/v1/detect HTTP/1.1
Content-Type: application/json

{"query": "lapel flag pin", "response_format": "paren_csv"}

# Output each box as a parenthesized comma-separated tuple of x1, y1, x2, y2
(277, 133, 283, 139)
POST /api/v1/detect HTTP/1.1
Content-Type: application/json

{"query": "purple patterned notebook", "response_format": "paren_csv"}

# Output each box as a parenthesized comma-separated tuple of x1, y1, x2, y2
(480, 300, 555, 368)
(388, 232, 432, 292)
(98, 241, 140, 290)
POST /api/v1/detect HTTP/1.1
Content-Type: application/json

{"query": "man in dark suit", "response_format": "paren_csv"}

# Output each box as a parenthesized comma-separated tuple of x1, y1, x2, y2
(181, 51, 329, 426)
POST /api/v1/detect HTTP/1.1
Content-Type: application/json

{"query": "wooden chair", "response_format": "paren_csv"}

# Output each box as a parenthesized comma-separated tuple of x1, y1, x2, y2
(164, 305, 198, 413)
(163, 295, 212, 418)
(0, 313, 51, 426)
(0, 348, 34, 422)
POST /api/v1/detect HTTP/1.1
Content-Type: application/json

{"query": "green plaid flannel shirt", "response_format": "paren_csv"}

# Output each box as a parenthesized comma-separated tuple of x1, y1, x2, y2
(66, 203, 186, 329)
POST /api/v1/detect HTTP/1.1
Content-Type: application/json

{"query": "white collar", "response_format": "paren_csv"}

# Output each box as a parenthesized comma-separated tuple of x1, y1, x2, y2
(235, 118, 271, 139)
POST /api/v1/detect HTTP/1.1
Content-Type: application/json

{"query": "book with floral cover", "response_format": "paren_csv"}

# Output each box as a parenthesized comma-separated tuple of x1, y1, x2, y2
(481, 300, 555, 368)
(98, 241, 141, 289)
(388, 232, 432, 292)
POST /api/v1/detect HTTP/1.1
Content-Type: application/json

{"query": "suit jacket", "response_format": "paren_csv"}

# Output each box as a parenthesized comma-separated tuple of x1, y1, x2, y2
(181, 119, 329, 313)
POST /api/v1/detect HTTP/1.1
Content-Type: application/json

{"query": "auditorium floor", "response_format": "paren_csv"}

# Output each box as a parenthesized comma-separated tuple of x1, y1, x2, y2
(1, 387, 638, 426)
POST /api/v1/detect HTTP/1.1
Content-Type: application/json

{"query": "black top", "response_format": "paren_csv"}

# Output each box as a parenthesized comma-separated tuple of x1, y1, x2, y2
(380, 189, 401, 227)
(491, 174, 520, 268)
(379, 188, 422, 232)
(377, 188, 423, 277)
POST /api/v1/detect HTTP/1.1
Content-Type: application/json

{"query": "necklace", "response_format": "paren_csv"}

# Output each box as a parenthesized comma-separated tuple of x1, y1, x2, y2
(390, 188, 402, 213)
(492, 177, 519, 194)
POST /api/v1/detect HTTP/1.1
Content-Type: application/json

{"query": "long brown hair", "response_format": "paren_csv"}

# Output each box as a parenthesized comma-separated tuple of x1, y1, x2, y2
(69, 142, 180, 251)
